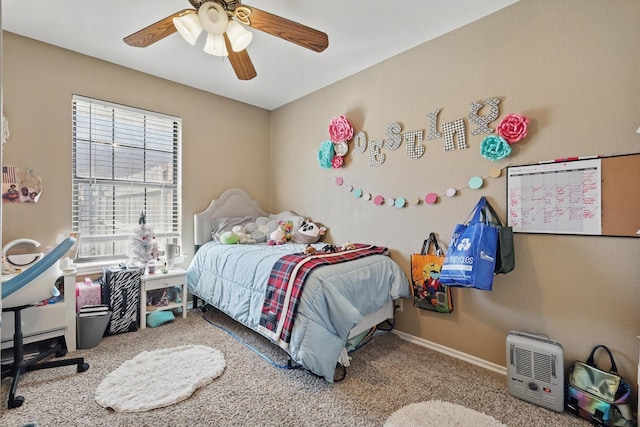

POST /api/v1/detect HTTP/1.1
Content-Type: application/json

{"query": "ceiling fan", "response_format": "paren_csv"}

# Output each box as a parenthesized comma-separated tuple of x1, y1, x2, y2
(123, 0, 329, 81)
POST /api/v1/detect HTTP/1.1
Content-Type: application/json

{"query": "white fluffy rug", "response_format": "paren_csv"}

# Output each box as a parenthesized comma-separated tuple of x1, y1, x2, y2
(385, 400, 506, 427)
(95, 345, 226, 413)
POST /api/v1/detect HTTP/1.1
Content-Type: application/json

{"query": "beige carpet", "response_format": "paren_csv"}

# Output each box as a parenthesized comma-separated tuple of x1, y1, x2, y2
(1, 307, 592, 426)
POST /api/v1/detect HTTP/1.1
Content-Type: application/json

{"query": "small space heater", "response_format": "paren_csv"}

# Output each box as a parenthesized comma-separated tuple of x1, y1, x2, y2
(506, 331, 564, 412)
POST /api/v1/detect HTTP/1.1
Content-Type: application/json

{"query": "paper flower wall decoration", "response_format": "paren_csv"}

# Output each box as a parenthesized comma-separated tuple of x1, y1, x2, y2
(332, 155, 344, 168)
(480, 135, 512, 161)
(479, 113, 529, 161)
(328, 115, 354, 143)
(318, 140, 335, 169)
(497, 113, 528, 144)
(318, 115, 354, 169)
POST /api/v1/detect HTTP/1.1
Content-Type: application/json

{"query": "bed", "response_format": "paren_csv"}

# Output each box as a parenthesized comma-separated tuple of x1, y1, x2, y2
(187, 188, 410, 382)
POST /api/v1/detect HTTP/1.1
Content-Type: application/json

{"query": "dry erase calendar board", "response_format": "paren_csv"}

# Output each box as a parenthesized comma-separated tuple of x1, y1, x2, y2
(506, 153, 640, 237)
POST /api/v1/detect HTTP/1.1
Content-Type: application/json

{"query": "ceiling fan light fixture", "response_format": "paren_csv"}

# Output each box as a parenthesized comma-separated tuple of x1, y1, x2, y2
(203, 33, 228, 57)
(226, 20, 253, 52)
(198, 2, 229, 36)
(173, 11, 203, 45)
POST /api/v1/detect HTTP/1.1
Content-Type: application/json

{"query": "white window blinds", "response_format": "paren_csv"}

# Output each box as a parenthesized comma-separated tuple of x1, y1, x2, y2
(72, 95, 181, 261)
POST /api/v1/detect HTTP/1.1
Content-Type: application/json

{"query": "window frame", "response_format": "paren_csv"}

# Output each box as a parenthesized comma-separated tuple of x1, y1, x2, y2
(71, 95, 182, 263)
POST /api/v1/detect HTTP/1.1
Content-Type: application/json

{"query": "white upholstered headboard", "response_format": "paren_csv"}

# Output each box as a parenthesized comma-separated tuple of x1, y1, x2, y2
(194, 188, 268, 247)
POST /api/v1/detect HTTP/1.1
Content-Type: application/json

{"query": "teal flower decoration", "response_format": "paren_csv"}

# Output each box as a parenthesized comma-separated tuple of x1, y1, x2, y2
(318, 140, 335, 168)
(480, 135, 511, 161)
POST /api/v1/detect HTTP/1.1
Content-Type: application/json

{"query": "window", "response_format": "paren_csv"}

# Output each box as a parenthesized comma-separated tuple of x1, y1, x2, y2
(72, 95, 181, 262)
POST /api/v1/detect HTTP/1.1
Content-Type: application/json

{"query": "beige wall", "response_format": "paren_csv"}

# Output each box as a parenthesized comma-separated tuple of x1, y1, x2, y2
(1, 32, 271, 255)
(2, 0, 640, 391)
(270, 0, 640, 383)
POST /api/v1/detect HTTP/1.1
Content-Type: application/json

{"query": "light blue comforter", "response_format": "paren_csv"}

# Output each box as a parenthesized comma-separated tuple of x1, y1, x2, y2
(187, 242, 410, 382)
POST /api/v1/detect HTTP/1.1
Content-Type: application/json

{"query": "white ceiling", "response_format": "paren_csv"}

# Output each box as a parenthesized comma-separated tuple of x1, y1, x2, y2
(2, 0, 518, 111)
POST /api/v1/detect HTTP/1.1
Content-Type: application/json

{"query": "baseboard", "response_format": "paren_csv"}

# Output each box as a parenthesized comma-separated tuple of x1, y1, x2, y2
(392, 329, 507, 376)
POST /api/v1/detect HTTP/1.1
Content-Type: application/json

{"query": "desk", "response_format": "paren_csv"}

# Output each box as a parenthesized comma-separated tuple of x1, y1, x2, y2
(1, 271, 77, 352)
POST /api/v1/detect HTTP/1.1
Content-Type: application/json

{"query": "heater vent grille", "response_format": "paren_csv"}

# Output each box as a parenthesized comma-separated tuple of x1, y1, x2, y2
(515, 347, 532, 377)
(513, 346, 555, 381)
(533, 351, 552, 382)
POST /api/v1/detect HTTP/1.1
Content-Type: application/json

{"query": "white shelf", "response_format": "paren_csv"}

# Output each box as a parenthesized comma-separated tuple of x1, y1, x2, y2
(140, 268, 188, 329)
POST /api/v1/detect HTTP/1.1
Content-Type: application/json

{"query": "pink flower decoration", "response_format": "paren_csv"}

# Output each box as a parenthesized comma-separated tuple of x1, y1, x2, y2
(497, 113, 529, 144)
(328, 115, 354, 143)
(332, 155, 344, 169)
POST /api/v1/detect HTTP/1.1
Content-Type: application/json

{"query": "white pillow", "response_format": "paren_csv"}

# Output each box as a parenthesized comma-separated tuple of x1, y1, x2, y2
(245, 222, 259, 233)
(250, 230, 266, 243)
(268, 211, 304, 233)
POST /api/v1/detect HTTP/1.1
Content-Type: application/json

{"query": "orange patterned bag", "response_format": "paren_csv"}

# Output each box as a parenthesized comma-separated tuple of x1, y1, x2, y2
(410, 233, 453, 313)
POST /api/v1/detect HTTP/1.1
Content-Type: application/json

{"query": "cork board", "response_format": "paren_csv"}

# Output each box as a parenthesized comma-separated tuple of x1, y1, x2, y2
(601, 154, 640, 237)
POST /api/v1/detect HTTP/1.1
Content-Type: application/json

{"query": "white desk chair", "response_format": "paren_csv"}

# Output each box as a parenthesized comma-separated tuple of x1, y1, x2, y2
(1, 237, 89, 409)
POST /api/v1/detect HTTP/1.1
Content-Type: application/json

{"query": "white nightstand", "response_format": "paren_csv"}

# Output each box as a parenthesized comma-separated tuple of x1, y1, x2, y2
(140, 268, 188, 329)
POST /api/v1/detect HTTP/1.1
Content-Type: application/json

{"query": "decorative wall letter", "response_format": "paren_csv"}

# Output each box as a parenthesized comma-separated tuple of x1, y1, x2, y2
(468, 98, 500, 135)
(426, 109, 442, 141)
(384, 122, 402, 150)
(353, 131, 367, 154)
(404, 130, 425, 160)
(442, 118, 467, 151)
(368, 140, 385, 166)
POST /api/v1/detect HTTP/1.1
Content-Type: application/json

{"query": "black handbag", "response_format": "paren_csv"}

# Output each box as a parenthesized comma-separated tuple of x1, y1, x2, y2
(566, 345, 636, 427)
(482, 198, 515, 274)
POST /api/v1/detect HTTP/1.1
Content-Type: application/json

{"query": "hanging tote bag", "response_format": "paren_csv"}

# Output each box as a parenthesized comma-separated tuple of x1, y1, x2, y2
(410, 233, 453, 313)
(482, 198, 515, 274)
(566, 345, 636, 427)
(439, 197, 498, 291)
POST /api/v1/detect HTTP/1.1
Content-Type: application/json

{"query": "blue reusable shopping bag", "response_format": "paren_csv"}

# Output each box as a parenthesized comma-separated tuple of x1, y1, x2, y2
(439, 197, 498, 291)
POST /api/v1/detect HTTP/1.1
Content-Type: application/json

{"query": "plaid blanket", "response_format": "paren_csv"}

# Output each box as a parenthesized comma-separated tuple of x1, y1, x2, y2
(257, 244, 388, 349)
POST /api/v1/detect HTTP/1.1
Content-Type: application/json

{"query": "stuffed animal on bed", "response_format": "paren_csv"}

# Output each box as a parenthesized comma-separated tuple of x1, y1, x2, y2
(292, 220, 327, 245)
(219, 231, 240, 244)
(341, 241, 356, 250)
(232, 225, 255, 244)
(219, 226, 256, 244)
(267, 221, 294, 245)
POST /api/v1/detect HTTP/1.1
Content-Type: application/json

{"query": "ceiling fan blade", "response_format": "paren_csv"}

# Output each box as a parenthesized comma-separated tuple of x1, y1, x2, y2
(236, 6, 328, 53)
(123, 9, 193, 48)
(223, 33, 257, 80)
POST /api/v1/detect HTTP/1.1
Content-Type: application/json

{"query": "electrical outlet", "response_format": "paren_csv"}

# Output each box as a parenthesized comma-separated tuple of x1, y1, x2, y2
(395, 298, 403, 312)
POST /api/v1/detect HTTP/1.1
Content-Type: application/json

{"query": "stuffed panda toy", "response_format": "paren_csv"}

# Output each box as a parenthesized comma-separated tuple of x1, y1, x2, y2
(292, 220, 326, 244)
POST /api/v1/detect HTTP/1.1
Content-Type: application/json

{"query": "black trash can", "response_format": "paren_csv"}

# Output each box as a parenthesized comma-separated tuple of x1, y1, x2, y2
(76, 311, 112, 349)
